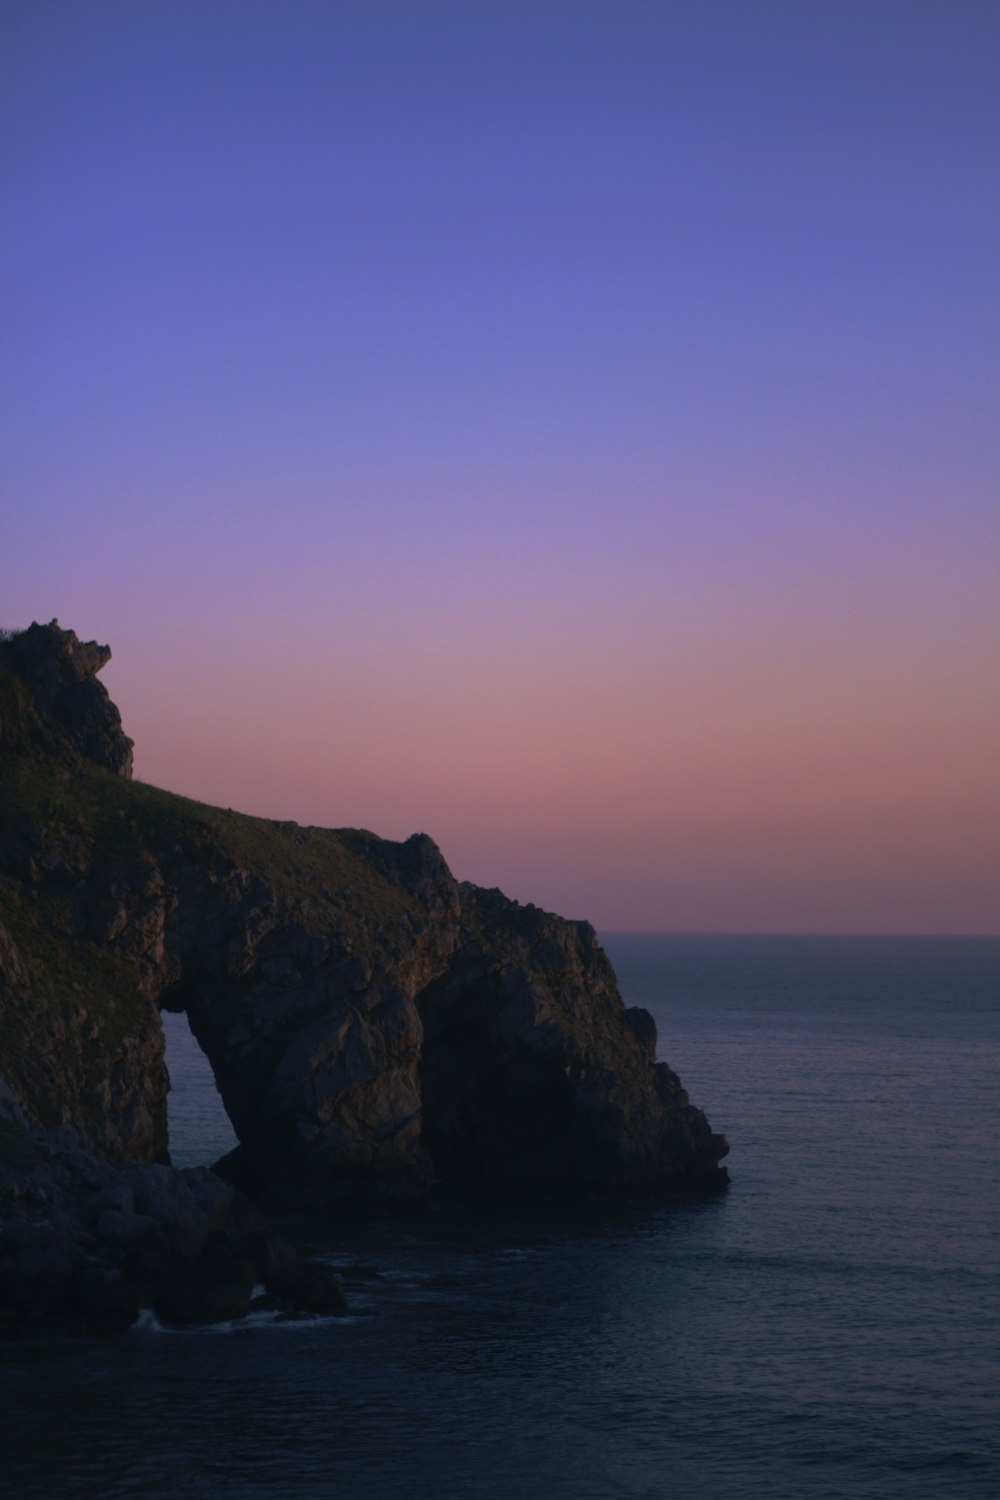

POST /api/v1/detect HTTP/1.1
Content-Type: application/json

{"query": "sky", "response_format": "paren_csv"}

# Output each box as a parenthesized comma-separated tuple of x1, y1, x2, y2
(2, 0, 998, 933)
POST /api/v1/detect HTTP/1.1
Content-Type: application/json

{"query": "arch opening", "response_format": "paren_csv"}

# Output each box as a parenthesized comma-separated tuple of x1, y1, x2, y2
(160, 1009, 239, 1169)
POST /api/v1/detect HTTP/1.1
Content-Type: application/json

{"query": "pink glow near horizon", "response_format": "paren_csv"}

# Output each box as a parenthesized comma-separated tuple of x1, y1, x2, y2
(3, 3, 998, 933)
(90, 571, 999, 934)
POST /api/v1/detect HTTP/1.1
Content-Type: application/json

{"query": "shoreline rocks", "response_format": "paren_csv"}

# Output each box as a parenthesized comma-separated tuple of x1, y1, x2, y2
(0, 1122, 345, 1337)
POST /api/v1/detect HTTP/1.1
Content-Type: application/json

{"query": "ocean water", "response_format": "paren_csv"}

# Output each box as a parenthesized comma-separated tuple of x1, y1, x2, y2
(2, 934, 998, 1500)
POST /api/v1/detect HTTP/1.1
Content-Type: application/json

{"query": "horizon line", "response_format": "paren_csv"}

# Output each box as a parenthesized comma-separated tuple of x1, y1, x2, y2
(595, 928, 1000, 940)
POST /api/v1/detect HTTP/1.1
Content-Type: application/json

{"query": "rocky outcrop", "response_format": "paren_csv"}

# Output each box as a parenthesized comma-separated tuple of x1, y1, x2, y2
(0, 622, 166, 1163)
(416, 882, 728, 1188)
(159, 830, 463, 1210)
(0, 1121, 345, 1336)
(418, 888, 726, 1190)
(0, 620, 133, 776)
(0, 621, 728, 1277)
(0, 913, 165, 1164)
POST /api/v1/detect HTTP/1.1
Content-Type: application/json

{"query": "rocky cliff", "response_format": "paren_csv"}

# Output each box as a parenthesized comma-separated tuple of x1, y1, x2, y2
(0, 621, 727, 1329)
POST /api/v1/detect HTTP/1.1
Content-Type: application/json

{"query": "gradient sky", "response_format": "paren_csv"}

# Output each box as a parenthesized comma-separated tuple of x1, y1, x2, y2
(2, 1, 998, 932)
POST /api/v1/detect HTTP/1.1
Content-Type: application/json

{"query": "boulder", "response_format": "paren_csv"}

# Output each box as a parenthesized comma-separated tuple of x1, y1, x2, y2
(264, 1257, 346, 1314)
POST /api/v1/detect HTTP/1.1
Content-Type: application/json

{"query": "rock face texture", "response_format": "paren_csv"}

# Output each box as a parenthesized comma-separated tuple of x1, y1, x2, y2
(419, 888, 723, 1191)
(0, 624, 163, 1163)
(1, 620, 134, 776)
(160, 829, 463, 1209)
(0, 623, 729, 1240)
(0, 911, 165, 1164)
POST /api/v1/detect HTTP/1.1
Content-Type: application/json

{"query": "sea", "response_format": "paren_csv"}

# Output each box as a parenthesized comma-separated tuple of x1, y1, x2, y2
(2, 933, 998, 1500)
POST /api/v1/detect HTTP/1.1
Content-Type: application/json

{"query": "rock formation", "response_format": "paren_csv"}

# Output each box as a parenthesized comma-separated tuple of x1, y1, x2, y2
(419, 887, 723, 1191)
(1, 619, 133, 776)
(0, 1121, 345, 1337)
(0, 622, 728, 1331)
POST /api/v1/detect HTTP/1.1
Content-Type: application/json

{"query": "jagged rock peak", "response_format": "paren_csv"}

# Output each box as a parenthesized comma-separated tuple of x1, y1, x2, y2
(0, 618, 134, 777)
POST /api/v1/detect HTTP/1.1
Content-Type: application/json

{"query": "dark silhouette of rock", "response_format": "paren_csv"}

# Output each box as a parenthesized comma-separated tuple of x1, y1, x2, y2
(264, 1256, 347, 1314)
(156, 828, 462, 1209)
(0, 620, 729, 1332)
(0, 620, 133, 776)
(418, 887, 727, 1191)
(0, 1122, 344, 1336)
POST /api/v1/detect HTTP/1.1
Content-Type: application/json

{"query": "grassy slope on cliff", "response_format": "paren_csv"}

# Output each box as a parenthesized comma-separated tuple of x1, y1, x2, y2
(0, 656, 425, 1143)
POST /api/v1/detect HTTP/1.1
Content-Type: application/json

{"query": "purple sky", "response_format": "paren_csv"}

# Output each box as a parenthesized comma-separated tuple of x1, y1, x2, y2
(2, 1, 998, 932)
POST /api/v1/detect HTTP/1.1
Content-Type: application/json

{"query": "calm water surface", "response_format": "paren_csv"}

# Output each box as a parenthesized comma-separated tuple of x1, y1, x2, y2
(2, 935, 998, 1500)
